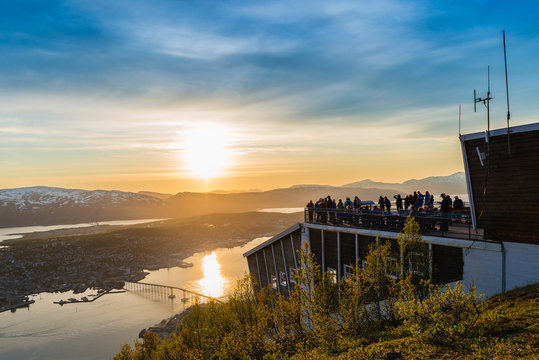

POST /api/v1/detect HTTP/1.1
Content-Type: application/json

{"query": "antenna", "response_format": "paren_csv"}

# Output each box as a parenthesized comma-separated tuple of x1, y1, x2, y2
(474, 66, 493, 134)
(503, 30, 511, 154)
(459, 104, 462, 135)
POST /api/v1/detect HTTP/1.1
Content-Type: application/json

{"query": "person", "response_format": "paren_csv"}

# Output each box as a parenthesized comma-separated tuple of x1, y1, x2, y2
(453, 195, 464, 222)
(453, 195, 464, 211)
(404, 195, 411, 210)
(378, 196, 385, 212)
(428, 193, 434, 208)
(440, 193, 451, 231)
(344, 197, 353, 208)
(327, 196, 335, 223)
(306, 200, 314, 222)
(337, 199, 344, 224)
(353, 196, 361, 209)
(394, 194, 403, 212)
(384, 196, 391, 213)
(424, 191, 431, 207)
(414, 193, 424, 210)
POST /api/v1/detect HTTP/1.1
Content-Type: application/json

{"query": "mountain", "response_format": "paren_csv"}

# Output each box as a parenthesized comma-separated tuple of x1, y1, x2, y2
(163, 186, 404, 218)
(0, 173, 466, 228)
(0, 186, 166, 227)
(138, 191, 173, 200)
(343, 172, 466, 194)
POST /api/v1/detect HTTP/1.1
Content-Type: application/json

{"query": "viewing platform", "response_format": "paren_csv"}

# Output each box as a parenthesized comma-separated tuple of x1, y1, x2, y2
(303, 207, 486, 242)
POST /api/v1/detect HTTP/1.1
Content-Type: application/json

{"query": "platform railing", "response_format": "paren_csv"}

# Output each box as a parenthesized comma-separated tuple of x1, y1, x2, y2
(304, 207, 484, 241)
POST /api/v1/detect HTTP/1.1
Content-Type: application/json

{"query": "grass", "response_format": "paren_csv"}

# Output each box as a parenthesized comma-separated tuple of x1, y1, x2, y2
(294, 283, 538, 360)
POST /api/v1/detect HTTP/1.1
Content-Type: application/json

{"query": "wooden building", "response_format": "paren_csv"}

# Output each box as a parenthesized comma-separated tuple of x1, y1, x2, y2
(244, 123, 539, 297)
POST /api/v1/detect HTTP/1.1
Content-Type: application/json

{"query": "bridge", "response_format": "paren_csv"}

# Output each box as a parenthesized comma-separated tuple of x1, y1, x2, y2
(124, 281, 222, 304)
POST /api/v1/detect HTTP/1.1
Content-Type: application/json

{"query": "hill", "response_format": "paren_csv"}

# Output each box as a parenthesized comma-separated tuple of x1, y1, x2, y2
(116, 281, 538, 359)
(343, 171, 466, 194)
(0, 186, 166, 227)
(0, 173, 465, 227)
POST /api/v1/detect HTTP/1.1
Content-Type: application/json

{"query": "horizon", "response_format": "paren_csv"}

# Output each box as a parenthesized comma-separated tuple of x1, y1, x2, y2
(1, 170, 464, 194)
(2, 1, 539, 193)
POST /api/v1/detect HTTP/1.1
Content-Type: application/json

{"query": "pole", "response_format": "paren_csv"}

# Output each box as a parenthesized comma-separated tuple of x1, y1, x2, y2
(487, 66, 490, 133)
(459, 104, 461, 135)
(503, 30, 511, 154)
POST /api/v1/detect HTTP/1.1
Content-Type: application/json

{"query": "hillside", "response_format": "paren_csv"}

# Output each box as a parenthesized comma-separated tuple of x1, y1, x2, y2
(0, 186, 166, 227)
(343, 171, 466, 194)
(164, 185, 404, 217)
(116, 281, 538, 360)
(0, 173, 466, 227)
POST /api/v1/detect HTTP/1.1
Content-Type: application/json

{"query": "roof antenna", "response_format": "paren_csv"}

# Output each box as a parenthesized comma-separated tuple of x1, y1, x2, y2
(474, 66, 493, 137)
(458, 104, 462, 135)
(503, 30, 511, 154)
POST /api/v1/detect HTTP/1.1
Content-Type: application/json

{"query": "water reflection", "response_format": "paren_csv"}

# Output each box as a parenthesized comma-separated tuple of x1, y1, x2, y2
(198, 252, 225, 298)
(0, 237, 270, 360)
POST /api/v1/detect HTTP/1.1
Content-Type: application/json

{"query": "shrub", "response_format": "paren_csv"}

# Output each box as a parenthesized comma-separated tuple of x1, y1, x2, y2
(396, 282, 482, 344)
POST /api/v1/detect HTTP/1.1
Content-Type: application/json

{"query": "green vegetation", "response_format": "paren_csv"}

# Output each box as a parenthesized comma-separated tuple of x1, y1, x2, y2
(116, 217, 539, 359)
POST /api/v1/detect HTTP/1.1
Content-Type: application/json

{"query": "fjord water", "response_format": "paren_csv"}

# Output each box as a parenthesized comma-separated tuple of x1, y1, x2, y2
(0, 236, 269, 360)
(0, 218, 168, 242)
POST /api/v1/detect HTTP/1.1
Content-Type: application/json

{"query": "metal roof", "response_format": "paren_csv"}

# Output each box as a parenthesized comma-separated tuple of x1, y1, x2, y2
(242, 223, 301, 257)
(460, 122, 539, 142)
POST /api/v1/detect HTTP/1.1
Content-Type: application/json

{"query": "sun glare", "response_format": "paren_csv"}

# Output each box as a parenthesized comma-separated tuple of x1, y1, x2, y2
(198, 252, 225, 298)
(182, 124, 232, 179)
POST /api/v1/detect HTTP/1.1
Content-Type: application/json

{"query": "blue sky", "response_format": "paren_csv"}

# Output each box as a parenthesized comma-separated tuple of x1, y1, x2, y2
(1, 0, 539, 192)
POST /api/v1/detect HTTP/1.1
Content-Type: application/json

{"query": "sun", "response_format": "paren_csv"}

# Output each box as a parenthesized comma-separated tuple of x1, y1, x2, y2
(181, 123, 232, 179)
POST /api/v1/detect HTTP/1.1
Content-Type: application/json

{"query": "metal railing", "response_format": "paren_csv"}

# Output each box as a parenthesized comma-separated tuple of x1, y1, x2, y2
(304, 207, 485, 241)
(124, 281, 221, 303)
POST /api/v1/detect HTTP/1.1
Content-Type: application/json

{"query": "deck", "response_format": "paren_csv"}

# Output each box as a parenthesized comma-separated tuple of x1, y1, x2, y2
(304, 208, 486, 242)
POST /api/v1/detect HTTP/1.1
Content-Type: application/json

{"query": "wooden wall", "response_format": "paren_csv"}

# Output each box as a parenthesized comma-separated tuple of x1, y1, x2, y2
(464, 128, 539, 244)
(247, 227, 465, 294)
(246, 229, 301, 295)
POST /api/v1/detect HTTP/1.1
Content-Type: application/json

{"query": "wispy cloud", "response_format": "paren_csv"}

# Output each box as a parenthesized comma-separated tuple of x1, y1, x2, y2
(2, 0, 539, 191)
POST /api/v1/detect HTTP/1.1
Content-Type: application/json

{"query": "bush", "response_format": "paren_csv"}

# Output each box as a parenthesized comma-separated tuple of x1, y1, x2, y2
(396, 282, 482, 345)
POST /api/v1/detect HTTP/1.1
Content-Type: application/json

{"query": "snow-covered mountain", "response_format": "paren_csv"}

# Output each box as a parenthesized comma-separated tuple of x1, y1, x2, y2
(0, 186, 165, 228)
(343, 172, 466, 194)
(0, 186, 161, 210)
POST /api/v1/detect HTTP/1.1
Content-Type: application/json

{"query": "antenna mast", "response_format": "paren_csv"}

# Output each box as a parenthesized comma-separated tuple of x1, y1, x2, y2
(458, 104, 462, 135)
(474, 66, 493, 133)
(503, 30, 511, 154)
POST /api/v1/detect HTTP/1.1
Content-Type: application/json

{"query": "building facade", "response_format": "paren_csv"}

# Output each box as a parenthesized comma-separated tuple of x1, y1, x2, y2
(244, 123, 539, 298)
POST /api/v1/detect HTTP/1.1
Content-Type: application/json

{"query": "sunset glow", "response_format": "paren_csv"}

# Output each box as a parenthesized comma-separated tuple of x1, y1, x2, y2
(198, 252, 226, 298)
(181, 124, 233, 179)
(1, 1, 539, 193)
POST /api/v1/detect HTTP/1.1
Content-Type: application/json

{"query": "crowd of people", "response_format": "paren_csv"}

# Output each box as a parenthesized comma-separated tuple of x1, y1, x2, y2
(388, 191, 464, 213)
(305, 191, 466, 229)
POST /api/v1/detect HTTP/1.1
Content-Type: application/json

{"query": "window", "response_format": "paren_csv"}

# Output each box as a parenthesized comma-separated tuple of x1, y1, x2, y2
(289, 267, 296, 283)
(408, 251, 424, 276)
(343, 264, 354, 278)
(280, 271, 287, 287)
(384, 257, 399, 279)
(361, 259, 368, 270)
(327, 267, 337, 283)
(271, 275, 277, 290)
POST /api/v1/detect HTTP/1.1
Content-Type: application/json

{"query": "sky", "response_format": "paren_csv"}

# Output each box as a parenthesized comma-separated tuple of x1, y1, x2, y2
(1, 0, 539, 194)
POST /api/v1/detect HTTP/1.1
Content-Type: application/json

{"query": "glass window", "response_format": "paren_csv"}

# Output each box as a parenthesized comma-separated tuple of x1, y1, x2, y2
(280, 271, 287, 287)
(327, 267, 337, 283)
(343, 264, 354, 278)
(271, 275, 277, 290)
(408, 251, 424, 276)
(289, 268, 296, 283)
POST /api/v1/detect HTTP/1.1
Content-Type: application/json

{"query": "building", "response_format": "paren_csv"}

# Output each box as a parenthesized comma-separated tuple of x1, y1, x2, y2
(243, 123, 539, 298)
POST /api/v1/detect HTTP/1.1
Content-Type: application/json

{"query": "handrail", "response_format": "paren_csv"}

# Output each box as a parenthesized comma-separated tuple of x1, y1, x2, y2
(303, 207, 484, 242)
(124, 281, 222, 303)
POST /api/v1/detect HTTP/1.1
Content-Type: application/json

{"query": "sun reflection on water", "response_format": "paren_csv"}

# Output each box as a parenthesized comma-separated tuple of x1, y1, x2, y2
(198, 252, 226, 298)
